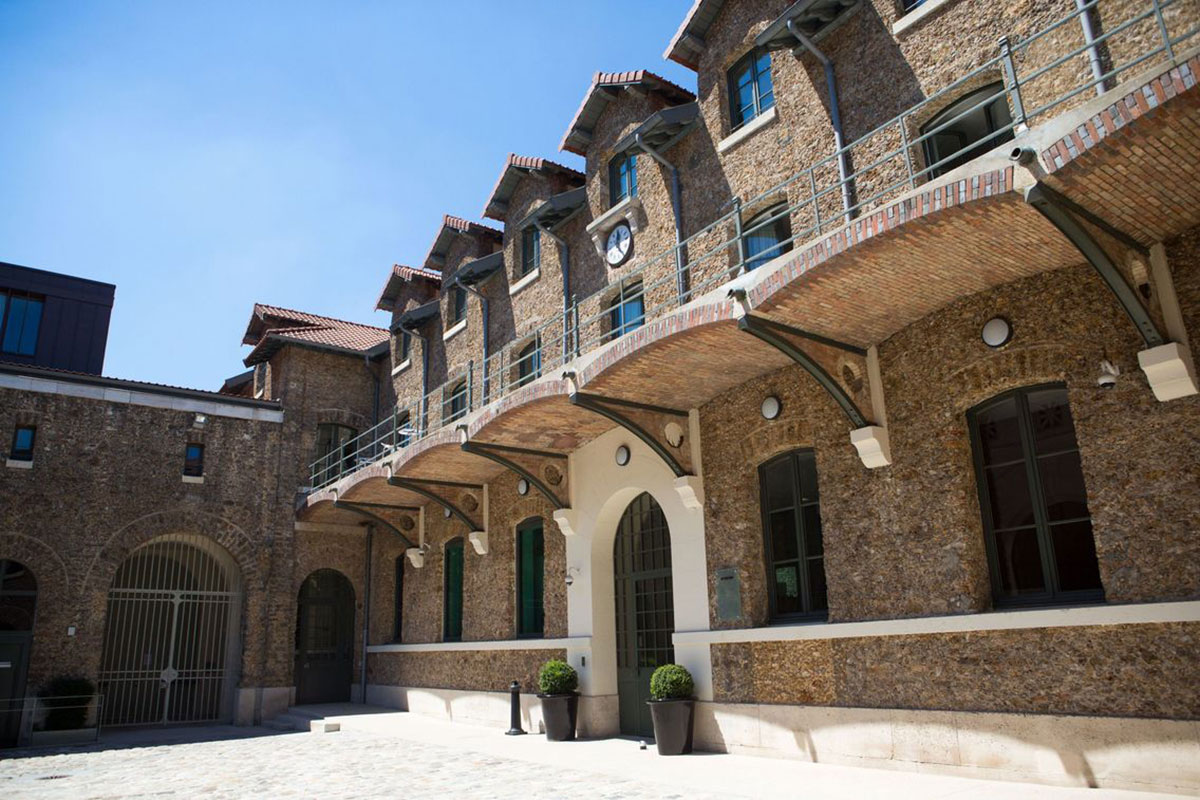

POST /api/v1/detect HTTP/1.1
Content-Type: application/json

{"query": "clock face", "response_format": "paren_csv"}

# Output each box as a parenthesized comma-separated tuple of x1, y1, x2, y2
(605, 222, 633, 267)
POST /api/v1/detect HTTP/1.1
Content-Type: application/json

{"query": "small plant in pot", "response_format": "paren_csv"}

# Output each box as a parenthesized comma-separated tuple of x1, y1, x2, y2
(537, 659, 579, 741)
(648, 664, 695, 755)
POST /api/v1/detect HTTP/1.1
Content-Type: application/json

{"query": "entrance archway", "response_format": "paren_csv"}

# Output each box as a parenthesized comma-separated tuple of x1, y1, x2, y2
(98, 534, 243, 726)
(0, 560, 36, 746)
(613, 492, 674, 738)
(294, 569, 355, 705)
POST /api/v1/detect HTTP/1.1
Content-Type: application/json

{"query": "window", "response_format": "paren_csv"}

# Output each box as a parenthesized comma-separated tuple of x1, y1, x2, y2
(968, 385, 1103, 606)
(253, 364, 266, 398)
(515, 338, 541, 388)
(516, 518, 545, 637)
(9, 425, 35, 462)
(445, 380, 468, 423)
(901, 0, 927, 12)
(398, 331, 411, 363)
(760, 449, 827, 620)
(392, 556, 405, 642)
(443, 538, 464, 641)
(450, 286, 467, 326)
(520, 227, 540, 277)
(0, 291, 44, 357)
(183, 443, 205, 477)
(316, 423, 357, 474)
(606, 281, 645, 342)
(920, 83, 1014, 179)
(609, 152, 638, 206)
(729, 50, 775, 130)
(396, 411, 412, 447)
(743, 204, 793, 271)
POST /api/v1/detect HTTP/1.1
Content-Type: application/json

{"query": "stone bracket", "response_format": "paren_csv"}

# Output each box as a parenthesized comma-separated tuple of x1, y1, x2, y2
(468, 530, 488, 555)
(568, 389, 694, 478)
(387, 477, 483, 532)
(850, 426, 893, 469)
(405, 547, 425, 568)
(1139, 342, 1200, 401)
(673, 475, 704, 511)
(460, 440, 569, 508)
(332, 500, 418, 550)
(553, 507, 579, 537)
(1024, 183, 1165, 348)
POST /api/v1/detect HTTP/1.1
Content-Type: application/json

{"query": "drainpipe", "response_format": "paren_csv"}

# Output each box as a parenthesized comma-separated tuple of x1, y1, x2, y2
(396, 321, 429, 435)
(1076, 0, 1108, 96)
(360, 525, 373, 704)
(635, 133, 688, 302)
(535, 220, 570, 362)
(362, 354, 380, 425)
(787, 20, 854, 222)
(453, 273, 489, 403)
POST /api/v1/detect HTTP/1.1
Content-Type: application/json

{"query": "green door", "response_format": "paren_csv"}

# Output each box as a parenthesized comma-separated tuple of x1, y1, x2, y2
(295, 569, 355, 705)
(613, 493, 674, 739)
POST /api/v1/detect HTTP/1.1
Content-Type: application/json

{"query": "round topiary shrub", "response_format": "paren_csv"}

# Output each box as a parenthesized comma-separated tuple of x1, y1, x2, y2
(537, 659, 578, 696)
(41, 676, 96, 731)
(650, 664, 694, 701)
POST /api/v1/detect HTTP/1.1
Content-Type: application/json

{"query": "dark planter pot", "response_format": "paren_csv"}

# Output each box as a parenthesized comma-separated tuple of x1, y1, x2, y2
(539, 692, 578, 741)
(648, 698, 694, 755)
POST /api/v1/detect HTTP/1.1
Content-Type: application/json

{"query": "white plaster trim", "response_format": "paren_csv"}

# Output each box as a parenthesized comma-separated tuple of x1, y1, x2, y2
(0, 372, 284, 422)
(892, 0, 964, 36)
(468, 530, 488, 555)
(390, 358, 411, 377)
(5, 459, 33, 470)
(1139, 342, 1199, 401)
(442, 319, 467, 342)
(585, 195, 642, 237)
(405, 547, 425, 568)
(673, 600, 1200, 646)
(850, 425, 892, 468)
(368, 636, 590, 654)
(508, 267, 541, 296)
(182, 475, 205, 484)
(717, 106, 778, 155)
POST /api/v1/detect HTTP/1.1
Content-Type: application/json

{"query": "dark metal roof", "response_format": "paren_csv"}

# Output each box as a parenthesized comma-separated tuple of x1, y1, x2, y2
(394, 299, 439, 331)
(516, 186, 588, 231)
(448, 251, 504, 287)
(756, 0, 862, 49)
(612, 102, 700, 159)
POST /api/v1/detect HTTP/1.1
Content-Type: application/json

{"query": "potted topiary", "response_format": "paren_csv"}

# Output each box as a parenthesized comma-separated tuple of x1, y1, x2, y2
(537, 659, 578, 741)
(40, 676, 96, 731)
(648, 664, 694, 755)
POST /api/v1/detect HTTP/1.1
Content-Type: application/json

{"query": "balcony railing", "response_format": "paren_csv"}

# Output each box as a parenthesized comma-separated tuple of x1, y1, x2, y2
(309, 0, 1196, 492)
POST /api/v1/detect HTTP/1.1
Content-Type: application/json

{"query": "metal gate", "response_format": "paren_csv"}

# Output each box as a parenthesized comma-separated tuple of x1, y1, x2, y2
(294, 569, 355, 705)
(613, 492, 674, 738)
(98, 534, 242, 726)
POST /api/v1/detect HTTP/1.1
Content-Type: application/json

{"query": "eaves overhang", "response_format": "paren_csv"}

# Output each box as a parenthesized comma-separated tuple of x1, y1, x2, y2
(756, 0, 863, 50)
(664, 0, 725, 70)
(516, 186, 589, 231)
(448, 250, 504, 287)
(482, 154, 585, 223)
(393, 299, 440, 332)
(560, 70, 696, 156)
(376, 264, 442, 312)
(611, 102, 700, 159)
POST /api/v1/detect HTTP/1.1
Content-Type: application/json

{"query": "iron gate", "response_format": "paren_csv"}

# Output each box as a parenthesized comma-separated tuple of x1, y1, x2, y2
(97, 534, 241, 726)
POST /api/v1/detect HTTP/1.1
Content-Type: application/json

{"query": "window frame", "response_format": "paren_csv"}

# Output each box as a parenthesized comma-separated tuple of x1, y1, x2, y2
(920, 82, 1014, 179)
(0, 290, 45, 357)
(520, 227, 541, 277)
(392, 555, 405, 642)
(445, 380, 468, 423)
(514, 337, 541, 389)
(728, 49, 775, 131)
(183, 443, 205, 477)
(608, 152, 638, 207)
(967, 383, 1104, 608)
(443, 538, 464, 642)
(742, 203, 794, 271)
(515, 517, 545, 639)
(315, 422, 358, 474)
(9, 425, 36, 462)
(606, 281, 646, 342)
(449, 286, 467, 326)
(398, 331, 411, 363)
(759, 449, 828, 623)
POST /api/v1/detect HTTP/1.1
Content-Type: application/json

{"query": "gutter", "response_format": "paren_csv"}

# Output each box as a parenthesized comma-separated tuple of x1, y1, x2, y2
(534, 220, 572, 360)
(635, 132, 689, 302)
(452, 273, 490, 403)
(786, 20, 855, 222)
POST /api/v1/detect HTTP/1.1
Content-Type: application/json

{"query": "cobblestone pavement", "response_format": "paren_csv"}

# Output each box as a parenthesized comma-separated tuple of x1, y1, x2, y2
(0, 727, 724, 800)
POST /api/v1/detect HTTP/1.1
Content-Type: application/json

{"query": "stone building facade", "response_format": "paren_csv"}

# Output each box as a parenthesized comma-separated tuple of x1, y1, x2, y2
(4, 0, 1200, 793)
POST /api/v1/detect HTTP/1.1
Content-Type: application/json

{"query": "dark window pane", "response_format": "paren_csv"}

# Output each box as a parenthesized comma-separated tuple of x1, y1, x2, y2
(762, 457, 795, 510)
(1050, 521, 1103, 592)
(975, 397, 1021, 464)
(11, 426, 35, 460)
(796, 451, 819, 502)
(773, 563, 801, 615)
(802, 505, 823, 556)
(1027, 388, 1077, 454)
(769, 509, 798, 562)
(985, 463, 1034, 529)
(993, 527, 1046, 596)
(2, 296, 43, 356)
(921, 83, 1014, 178)
(807, 558, 828, 611)
(1038, 451, 1090, 521)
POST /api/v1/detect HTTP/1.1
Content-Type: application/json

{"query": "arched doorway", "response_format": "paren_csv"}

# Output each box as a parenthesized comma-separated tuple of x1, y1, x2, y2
(613, 492, 674, 738)
(0, 560, 36, 746)
(295, 569, 355, 705)
(98, 534, 242, 726)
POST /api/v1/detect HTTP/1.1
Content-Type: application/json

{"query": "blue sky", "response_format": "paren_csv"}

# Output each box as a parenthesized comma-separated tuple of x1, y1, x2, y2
(0, 1, 696, 389)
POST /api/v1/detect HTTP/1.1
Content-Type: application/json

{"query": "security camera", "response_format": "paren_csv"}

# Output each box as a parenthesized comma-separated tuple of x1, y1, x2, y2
(1098, 360, 1120, 389)
(564, 573, 574, 587)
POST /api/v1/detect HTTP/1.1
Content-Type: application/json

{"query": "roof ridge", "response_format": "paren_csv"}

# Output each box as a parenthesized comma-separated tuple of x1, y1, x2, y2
(253, 303, 388, 332)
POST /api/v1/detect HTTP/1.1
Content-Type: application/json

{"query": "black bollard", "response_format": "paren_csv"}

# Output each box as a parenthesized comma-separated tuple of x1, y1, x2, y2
(505, 680, 526, 735)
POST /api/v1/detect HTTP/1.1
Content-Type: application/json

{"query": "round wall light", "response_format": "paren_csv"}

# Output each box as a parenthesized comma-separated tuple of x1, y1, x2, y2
(443, 506, 452, 519)
(761, 395, 782, 420)
(516, 478, 530, 496)
(982, 317, 1013, 348)
(615, 445, 631, 467)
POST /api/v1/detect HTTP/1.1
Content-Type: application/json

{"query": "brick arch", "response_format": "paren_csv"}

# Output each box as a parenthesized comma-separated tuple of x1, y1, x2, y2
(311, 407, 370, 431)
(948, 343, 1078, 415)
(0, 532, 71, 599)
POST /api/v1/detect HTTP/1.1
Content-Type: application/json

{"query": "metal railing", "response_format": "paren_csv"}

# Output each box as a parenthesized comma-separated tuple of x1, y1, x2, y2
(1, 694, 104, 747)
(310, 0, 1196, 491)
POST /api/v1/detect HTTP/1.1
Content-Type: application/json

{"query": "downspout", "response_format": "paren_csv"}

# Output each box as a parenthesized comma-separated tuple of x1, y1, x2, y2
(360, 525, 373, 703)
(635, 133, 689, 302)
(453, 273, 489, 403)
(1076, 0, 1108, 96)
(535, 220, 570, 362)
(362, 354, 380, 425)
(396, 321, 429, 435)
(787, 20, 854, 222)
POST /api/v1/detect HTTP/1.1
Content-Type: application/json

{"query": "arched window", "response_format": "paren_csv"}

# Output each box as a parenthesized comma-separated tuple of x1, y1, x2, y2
(396, 411, 412, 447)
(445, 380, 468, 424)
(920, 83, 1014, 179)
(392, 556, 405, 642)
(443, 538, 464, 642)
(760, 449, 827, 620)
(515, 338, 541, 389)
(743, 204, 793, 271)
(0, 559, 37, 632)
(606, 281, 645, 342)
(516, 518, 544, 638)
(968, 385, 1102, 606)
(315, 423, 357, 478)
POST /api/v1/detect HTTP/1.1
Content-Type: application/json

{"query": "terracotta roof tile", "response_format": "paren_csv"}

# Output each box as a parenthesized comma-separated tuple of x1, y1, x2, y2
(482, 153, 586, 221)
(242, 303, 388, 366)
(561, 70, 696, 155)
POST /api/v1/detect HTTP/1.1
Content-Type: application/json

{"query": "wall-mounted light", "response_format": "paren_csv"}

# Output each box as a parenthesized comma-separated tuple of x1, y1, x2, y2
(193, 413, 208, 429)
(516, 478, 529, 496)
(981, 317, 1013, 348)
(565, 566, 580, 587)
(615, 445, 631, 466)
(761, 396, 782, 420)
(443, 506, 452, 519)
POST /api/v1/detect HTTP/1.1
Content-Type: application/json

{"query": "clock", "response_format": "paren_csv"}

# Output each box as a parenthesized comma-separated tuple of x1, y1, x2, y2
(605, 222, 633, 267)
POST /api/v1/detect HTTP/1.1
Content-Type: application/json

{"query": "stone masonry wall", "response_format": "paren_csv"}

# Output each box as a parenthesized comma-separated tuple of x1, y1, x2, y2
(367, 648, 565, 694)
